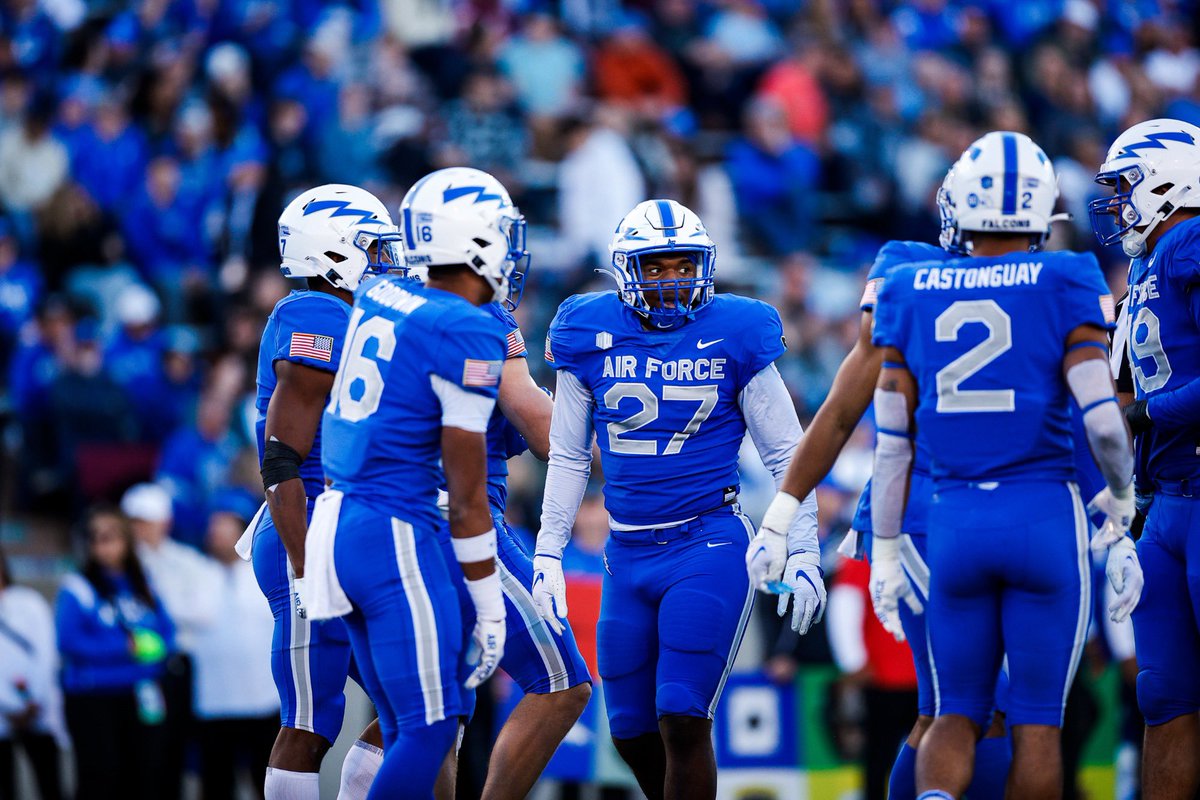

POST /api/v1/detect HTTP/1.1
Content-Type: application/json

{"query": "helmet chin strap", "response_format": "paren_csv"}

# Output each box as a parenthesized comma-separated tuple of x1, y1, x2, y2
(1121, 181, 1195, 258)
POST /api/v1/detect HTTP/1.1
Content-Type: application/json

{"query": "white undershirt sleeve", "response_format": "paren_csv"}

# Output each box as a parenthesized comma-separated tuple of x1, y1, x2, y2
(430, 374, 496, 433)
(739, 364, 820, 554)
(536, 369, 595, 558)
(870, 388, 913, 542)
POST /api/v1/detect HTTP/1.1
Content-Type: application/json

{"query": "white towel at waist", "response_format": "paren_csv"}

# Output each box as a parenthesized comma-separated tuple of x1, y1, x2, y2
(306, 489, 352, 621)
(234, 501, 269, 562)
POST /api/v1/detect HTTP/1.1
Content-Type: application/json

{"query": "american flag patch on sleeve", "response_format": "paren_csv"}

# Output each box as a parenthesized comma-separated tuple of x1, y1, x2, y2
(1099, 294, 1116, 324)
(290, 332, 335, 362)
(861, 278, 883, 307)
(544, 338, 554, 363)
(506, 329, 526, 359)
(463, 359, 502, 387)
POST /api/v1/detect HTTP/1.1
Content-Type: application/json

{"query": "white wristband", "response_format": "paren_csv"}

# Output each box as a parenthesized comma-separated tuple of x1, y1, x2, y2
(451, 528, 497, 564)
(872, 535, 902, 561)
(465, 571, 505, 621)
(762, 492, 801, 535)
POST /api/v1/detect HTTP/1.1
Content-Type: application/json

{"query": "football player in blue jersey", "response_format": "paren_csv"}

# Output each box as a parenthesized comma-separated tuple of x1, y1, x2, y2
(1090, 118, 1200, 800)
(305, 171, 526, 799)
(870, 131, 1142, 800)
(395, 168, 592, 800)
(240, 184, 402, 800)
(531, 199, 822, 800)
(745, 167, 1013, 800)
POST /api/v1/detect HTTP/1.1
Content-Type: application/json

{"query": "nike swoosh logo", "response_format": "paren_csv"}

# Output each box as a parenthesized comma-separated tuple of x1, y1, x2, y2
(696, 338, 724, 350)
(707, 541, 732, 548)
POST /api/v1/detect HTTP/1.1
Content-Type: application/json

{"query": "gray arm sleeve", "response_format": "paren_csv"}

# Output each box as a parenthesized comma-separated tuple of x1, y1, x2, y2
(535, 369, 594, 557)
(869, 388, 913, 542)
(739, 364, 819, 554)
(1066, 358, 1134, 493)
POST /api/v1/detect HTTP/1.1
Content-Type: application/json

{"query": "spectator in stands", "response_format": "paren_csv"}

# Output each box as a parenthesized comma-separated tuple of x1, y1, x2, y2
(593, 13, 688, 117)
(192, 494, 277, 800)
(56, 505, 174, 800)
(0, 91, 68, 243)
(725, 97, 820, 255)
(121, 482, 219, 800)
(69, 95, 147, 215)
(0, 547, 64, 800)
(498, 13, 585, 119)
(0, 219, 43, 370)
(441, 70, 527, 189)
(103, 284, 167, 431)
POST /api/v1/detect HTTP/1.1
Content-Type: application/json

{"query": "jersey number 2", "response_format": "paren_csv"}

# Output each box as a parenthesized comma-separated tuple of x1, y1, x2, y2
(327, 308, 396, 422)
(604, 383, 718, 455)
(934, 300, 1015, 413)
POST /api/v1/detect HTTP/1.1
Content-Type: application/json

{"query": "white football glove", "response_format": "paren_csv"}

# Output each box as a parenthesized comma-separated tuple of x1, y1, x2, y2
(531, 555, 568, 636)
(746, 530, 788, 593)
(1105, 537, 1144, 624)
(869, 537, 922, 642)
(1088, 484, 1135, 551)
(776, 551, 826, 635)
(464, 617, 506, 689)
(292, 576, 309, 620)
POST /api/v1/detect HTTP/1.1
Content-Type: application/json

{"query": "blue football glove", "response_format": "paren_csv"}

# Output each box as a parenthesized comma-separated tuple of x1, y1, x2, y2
(776, 551, 826, 635)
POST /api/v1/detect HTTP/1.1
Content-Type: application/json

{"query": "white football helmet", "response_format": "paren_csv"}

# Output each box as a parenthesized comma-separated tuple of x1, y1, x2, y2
(278, 184, 402, 291)
(1090, 118, 1200, 257)
(609, 199, 716, 328)
(398, 167, 529, 309)
(938, 131, 1059, 253)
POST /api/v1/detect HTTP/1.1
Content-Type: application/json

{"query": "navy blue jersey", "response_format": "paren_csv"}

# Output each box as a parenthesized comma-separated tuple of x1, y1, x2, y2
(1125, 216, 1200, 484)
(322, 277, 507, 528)
(483, 303, 529, 511)
(873, 250, 1114, 486)
(255, 291, 350, 498)
(547, 291, 784, 526)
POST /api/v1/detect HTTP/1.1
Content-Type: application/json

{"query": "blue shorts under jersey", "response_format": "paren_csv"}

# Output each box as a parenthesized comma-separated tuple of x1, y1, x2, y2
(439, 511, 590, 718)
(331, 494, 466, 737)
(251, 503, 361, 744)
(1132, 490, 1200, 726)
(925, 481, 1090, 727)
(597, 507, 755, 739)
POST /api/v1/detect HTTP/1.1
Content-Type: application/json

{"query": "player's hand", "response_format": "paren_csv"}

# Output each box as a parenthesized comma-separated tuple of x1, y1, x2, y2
(1123, 399, 1152, 435)
(746, 530, 787, 592)
(1106, 537, 1144, 624)
(1088, 484, 1135, 551)
(292, 575, 309, 620)
(776, 551, 826, 635)
(869, 537, 922, 642)
(464, 617, 506, 689)
(531, 555, 568, 635)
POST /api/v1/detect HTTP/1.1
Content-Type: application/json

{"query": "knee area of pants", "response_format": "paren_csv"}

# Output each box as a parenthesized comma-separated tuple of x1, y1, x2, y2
(608, 710, 658, 741)
(1137, 670, 1200, 726)
(656, 682, 704, 720)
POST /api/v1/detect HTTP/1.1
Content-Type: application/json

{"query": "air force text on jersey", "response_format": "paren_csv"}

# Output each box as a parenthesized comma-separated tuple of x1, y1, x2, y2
(602, 354, 727, 381)
(911, 260, 1045, 291)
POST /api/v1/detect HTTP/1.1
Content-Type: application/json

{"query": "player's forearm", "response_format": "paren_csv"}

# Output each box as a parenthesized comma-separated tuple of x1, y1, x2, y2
(537, 370, 594, 556)
(265, 478, 308, 575)
(1146, 375, 1200, 432)
(1067, 358, 1134, 493)
(499, 358, 553, 461)
(780, 340, 879, 501)
(869, 386, 914, 541)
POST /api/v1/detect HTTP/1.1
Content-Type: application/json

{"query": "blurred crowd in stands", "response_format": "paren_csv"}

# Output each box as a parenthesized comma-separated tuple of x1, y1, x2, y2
(0, 0, 1194, 795)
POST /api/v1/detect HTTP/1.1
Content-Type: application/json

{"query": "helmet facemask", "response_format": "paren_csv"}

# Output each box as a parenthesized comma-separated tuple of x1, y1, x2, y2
(615, 245, 716, 329)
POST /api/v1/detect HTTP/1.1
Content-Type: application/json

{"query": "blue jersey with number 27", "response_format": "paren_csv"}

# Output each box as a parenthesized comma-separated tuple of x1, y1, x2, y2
(547, 291, 784, 527)
(322, 277, 507, 530)
(872, 250, 1114, 486)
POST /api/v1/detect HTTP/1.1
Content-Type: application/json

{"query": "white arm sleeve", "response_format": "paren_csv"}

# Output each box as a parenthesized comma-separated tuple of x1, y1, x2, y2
(430, 374, 496, 434)
(826, 583, 868, 674)
(536, 370, 594, 558)
(739, 364, 819, 554)
(1066, 358, 1134, 493)
(870, 388, 913, 541)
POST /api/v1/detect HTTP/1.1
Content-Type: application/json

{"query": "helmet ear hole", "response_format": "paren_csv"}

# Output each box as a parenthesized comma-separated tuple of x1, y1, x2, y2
(324, 251, 347, 263)
(472, 237, 490, 248)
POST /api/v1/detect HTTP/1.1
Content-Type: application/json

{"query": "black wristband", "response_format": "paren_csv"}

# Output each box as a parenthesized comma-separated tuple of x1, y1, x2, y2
(261, 438, 303, 490)
(1123, 399, 1152, 435)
